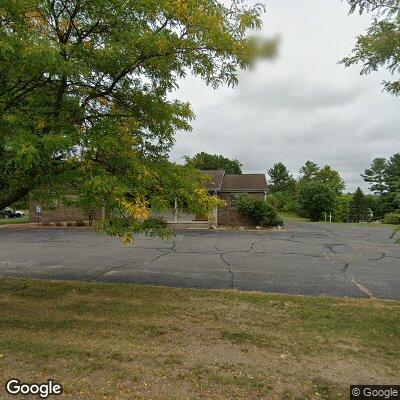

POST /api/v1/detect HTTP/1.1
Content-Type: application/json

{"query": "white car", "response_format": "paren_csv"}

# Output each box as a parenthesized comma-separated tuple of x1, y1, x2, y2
(0, 208, 25, 218)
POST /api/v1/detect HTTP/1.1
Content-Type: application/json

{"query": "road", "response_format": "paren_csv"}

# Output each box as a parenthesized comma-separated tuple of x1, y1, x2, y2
(1, 222, 399, 299)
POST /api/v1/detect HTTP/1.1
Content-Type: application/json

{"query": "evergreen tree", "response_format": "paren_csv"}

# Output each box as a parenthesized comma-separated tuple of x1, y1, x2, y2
(361, 157, 388, 196)
(383, 154, 400, 212)
(299, 161, 319, 181)
(349, 187, 369, 222)
(268, 163, 296, 193)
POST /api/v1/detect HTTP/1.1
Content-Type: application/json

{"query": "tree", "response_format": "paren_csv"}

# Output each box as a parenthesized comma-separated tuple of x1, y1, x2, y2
(184, 152, 242, 174)
(333, 194, 353, 222)
(365, 194, 385, 220)
(0, 0, 270, 239)
(315, 165, 346, 194)
(267, 163, 296, 193)
(298, 182, 336, 222)
(299, 161, 319, 181)
(382, 153, 400, 212)
(349, 187, 369, 222)
(341, 0, 400, 95)
(298, 162, 345, 194)
(362, 157, 388, 196)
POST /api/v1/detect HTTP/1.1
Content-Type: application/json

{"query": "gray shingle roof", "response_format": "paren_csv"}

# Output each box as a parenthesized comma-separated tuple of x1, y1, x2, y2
(202, 170, 225, 191)
(202, 170, 267, 192)
(221, 174, 267, 192)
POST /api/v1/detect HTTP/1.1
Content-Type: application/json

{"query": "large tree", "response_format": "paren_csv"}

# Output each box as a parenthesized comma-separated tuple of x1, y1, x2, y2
(362, 157, 388, 196)
(0, 0, 271, 239)
(267, 163, 295, 193)
(384, 153, 400, 211)
(298, 162, 345, 194)
(299, 161, 319, 181)
(184, 152, 242, 174)
(298, 181, 336, 222)
(315, 165, 345, 195)
(349, 187, 369, 222)
(342, 0, 400, 95)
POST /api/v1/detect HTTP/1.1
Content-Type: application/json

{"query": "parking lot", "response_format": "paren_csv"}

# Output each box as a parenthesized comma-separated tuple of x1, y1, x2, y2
(1, 221, 399, 299)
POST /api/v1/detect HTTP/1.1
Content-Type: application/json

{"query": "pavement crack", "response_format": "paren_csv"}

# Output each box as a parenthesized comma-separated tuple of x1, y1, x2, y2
(368, 252, 386, 261)
(342, 263, 374, 298)
(324, 243, 344, 254)
(215, 246, 234, 289)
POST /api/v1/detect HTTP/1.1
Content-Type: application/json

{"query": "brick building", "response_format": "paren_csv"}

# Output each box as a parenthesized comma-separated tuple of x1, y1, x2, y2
(203, 170, 268, 226)
(29, 171, 268, 227)
(29, 195, 102, 225)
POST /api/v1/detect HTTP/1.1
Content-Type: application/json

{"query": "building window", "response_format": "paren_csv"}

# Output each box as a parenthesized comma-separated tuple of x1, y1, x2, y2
(230, 193, 245, 208)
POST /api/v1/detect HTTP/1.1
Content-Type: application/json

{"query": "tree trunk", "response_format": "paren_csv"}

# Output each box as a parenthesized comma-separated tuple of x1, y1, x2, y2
(0, 186, 31, 210)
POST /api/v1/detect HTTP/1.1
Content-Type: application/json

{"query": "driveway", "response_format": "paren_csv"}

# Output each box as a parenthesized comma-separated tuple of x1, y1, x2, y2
(1, 222, 399, 299)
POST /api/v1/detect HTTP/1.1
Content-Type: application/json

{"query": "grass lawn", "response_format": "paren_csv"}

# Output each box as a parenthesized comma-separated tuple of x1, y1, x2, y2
(0, 278, 399, 400)
(280, 212, 395, 228)
(0, 216, 29, 225)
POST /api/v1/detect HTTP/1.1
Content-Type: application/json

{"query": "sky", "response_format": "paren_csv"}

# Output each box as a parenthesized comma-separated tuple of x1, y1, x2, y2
(168, 0, 400, 192)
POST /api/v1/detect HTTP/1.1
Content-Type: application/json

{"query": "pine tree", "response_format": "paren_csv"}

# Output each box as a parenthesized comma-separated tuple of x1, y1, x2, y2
(267, 163, 296, 193)
(361, 158, 388, 196)
(299, 161, 319, 181)
(349, 187, 369, 222)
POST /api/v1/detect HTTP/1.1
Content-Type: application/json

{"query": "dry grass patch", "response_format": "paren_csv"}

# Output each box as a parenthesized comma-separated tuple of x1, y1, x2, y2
(0, 278, 399, 399)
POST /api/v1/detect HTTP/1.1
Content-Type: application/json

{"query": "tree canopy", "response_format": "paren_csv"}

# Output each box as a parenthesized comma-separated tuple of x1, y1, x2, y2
(184, 152, 243, 174)
(298, 181, 336, 222)
(349, 187, 369, 222)
(298, 162, 345, 194)
(362, 157, 388, 195)
(342, 0, 400, 95)
(267, 162, 295, 193)
(0, 0, 271, 240)
(299, 161, 319, 181)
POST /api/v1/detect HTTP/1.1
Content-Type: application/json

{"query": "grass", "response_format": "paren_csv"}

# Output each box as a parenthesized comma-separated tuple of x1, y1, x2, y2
(280, 212, 395, 228)
(0, 278, 399, 399)
(0, 215, 29, 225)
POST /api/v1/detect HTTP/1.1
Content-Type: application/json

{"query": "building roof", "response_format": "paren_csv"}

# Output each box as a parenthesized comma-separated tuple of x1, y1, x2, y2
(202, 170, 225, 191)
(221, 174, 267, 192)
(202, 170, 267, 192)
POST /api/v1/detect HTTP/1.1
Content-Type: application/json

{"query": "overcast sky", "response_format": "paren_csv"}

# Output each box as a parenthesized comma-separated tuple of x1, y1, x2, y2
(169, 0, 399, 192)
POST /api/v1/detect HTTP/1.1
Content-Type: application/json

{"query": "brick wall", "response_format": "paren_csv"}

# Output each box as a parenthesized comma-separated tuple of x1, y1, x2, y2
(217, 192, 265, 227)
(29, 202, 102, 224)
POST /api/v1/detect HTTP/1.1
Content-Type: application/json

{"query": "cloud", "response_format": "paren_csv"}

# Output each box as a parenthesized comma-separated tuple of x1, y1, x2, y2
(169, 0, 400, 192)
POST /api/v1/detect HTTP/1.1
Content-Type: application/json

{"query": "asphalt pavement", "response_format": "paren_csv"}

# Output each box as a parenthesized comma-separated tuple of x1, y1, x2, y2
(1, 221, 399, 299)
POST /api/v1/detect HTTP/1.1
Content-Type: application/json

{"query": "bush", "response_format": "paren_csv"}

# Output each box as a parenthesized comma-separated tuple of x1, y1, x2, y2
(76, 219, 85, 227)
(384, 212, 400, 225)
(298, 182, 336, 222)
(237, 195, 283, 227)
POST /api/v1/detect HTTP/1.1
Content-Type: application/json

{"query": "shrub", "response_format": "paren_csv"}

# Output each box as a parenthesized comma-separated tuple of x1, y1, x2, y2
(266, 191, 300, 214)
(298, 181, 336, 222)
(237, 195, 283, 227)
(384, 212, 400, 225)
(76, 219, 85, 227)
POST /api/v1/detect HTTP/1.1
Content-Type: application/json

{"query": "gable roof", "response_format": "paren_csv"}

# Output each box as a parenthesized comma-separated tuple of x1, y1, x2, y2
(221, 174, 267, 192)
(202, 170, 225, 191)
